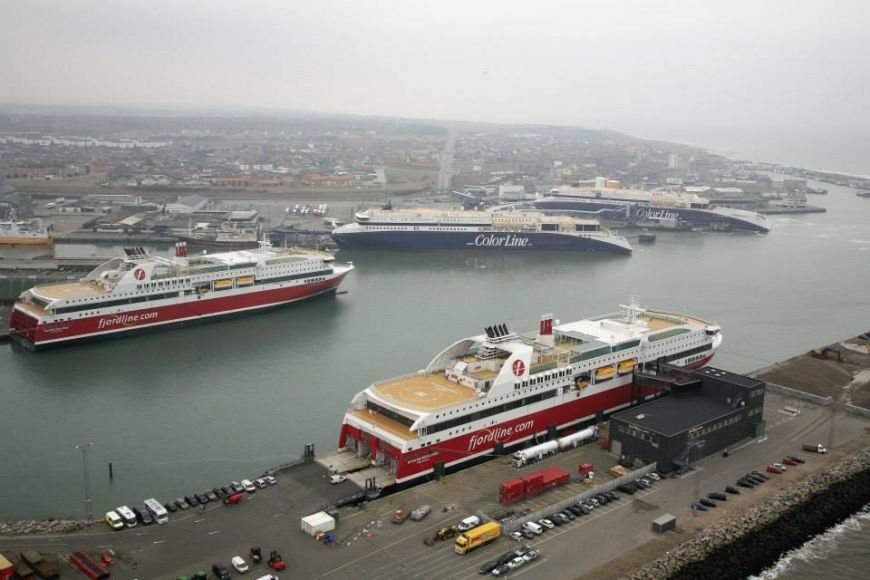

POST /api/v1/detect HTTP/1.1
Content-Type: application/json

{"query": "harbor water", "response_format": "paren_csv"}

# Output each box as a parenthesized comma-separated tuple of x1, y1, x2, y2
(0, 181, 869, 554)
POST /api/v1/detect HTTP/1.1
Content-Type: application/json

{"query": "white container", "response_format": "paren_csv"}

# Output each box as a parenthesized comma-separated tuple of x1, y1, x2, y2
(301, 511, 335, 536)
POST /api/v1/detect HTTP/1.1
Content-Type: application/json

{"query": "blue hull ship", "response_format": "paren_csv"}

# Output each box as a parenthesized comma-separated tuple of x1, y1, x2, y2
(330, 207, 633, 254)
(535, 186, 770, 233)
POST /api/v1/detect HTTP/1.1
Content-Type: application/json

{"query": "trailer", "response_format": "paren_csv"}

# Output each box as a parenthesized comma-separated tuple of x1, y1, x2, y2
(557, 426, 598, 449)
(69, 551, 110, 580)
(512, 440, 558, 466)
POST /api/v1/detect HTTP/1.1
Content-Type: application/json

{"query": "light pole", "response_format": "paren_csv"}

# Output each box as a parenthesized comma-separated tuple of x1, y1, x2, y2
(75, 442, 94, 521)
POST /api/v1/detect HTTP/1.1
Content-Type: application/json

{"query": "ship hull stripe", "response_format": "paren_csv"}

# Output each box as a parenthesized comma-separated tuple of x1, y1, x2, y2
(331, 230, 631, 253)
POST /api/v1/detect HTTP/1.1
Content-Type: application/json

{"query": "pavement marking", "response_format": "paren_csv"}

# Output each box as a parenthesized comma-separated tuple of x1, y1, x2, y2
(208, 530, 221, 535)
(193, 518, 205, 523)
(152, 540, 166, 544)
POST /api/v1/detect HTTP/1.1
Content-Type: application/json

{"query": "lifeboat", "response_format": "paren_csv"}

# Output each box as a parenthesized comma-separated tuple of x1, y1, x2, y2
(236, 275, 255, 287)
(617, 359, 637, 375)
(595, 365, 616, 381)
(213, 278, 234, 290)
(574, 375, 590, 390)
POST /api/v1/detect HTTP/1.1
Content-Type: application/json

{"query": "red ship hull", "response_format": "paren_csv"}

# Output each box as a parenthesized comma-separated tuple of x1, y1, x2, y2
(10, 275, 347, 349)
(340, 352, 714, 484)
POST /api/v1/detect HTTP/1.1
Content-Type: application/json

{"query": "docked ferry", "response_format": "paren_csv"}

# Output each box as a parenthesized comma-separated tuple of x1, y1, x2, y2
(336, 300, 721, 486)
(536, 185, 770, 233)
(0, 216, 53, 246)
(9, 241, 353, 349)
(330, 207, 633, 254)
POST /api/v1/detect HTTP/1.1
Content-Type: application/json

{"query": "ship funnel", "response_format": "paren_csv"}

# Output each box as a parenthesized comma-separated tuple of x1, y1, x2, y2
(538, 314, 555, 347)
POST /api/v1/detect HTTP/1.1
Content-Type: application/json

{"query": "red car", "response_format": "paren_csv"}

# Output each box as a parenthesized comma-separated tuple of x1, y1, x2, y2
(782, 457, 799, 466)
(767, 464, 785, 474)
(223, 492, 244, 506)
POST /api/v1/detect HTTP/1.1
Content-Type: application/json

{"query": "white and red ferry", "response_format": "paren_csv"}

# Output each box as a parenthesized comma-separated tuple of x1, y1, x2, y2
(9, 241, 353, 349)
(336, 300, 721, 487)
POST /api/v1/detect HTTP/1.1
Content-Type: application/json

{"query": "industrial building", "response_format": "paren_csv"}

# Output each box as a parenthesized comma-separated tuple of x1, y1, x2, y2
(609, 366, 765, 473)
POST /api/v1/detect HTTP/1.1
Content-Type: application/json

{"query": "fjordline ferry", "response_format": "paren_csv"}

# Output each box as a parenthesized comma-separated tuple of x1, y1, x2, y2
(9, 241, 353, 349)
(338, 301, 721, 486)
(330, 207, 633, 253)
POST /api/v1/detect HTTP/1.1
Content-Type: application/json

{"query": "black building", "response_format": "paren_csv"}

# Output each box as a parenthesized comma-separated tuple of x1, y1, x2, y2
(609, 367, 765, 473)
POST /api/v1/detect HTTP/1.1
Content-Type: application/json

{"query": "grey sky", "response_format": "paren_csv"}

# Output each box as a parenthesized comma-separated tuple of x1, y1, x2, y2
(2, 0, 868, 136)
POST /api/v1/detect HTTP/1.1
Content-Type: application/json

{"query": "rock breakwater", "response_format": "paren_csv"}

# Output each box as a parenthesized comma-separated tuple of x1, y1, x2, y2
(0, 518, 96, 535)
(626, 448, 870, 580)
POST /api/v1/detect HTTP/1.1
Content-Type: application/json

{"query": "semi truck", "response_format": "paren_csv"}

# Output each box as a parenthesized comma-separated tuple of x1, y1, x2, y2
(454, 521, 501, 555)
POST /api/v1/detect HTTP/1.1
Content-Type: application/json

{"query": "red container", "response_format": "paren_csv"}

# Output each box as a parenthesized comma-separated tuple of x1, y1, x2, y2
(540, 466, 570, 489)
(499, 490, 526, 505)
(578, 463, 594, 475)
(499, 478, 526, 496)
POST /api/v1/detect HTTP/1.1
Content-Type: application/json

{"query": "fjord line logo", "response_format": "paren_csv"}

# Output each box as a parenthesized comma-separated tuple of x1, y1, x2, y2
(467, 419, 534, 452)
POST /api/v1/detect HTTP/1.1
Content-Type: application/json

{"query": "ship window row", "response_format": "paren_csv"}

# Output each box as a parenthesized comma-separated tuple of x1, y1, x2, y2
(428, 389, 558, 433)
(54, 290, 184, 314)
(365, 402, 414, 428)
(137, 278, 189, 290)
(662, 343, 712, 362)
(261, 269, 332, 284)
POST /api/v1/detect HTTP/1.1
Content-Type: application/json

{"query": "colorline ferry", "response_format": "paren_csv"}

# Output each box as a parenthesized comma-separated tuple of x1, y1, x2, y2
(9, 241, 353, 349)
(330, 206, 633, 254)
(536, 184, 770, 233)
(335, 300, 721, 487)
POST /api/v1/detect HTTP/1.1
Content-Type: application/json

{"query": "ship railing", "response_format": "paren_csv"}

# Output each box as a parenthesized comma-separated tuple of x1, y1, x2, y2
(501, 462, 658, 535)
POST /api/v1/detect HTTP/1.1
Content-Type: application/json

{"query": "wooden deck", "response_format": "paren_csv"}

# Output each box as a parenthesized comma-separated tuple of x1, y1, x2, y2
(349, 408, 415, 441)
(373, 373, 478, 412)
(35, 280, 105, 300)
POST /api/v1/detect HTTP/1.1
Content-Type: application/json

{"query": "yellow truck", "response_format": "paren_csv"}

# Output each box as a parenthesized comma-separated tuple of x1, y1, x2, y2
(454, 521, 501, 555)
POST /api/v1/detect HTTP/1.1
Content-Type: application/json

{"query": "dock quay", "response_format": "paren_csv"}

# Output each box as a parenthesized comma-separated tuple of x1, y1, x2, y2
(2, 347, 870, 579)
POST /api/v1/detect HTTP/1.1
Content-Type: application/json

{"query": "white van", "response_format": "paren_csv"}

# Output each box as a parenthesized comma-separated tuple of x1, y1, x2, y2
(105, 510, 124, 530)
(458, 515, 480, 531)
(522, 521, 543, 535)
(143, 498, 169, 524)
(241, 479, 257, 493)
(116, 505, 137, 527)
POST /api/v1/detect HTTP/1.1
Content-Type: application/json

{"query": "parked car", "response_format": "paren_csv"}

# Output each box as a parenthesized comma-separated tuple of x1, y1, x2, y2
(491, 564, 509, 576)
(750, 471, 769, 481)
(174, 497, 190, 510)
(568, 505, 584, 516)
(264, 475, 277, 486)
(212, 487, 225, 498)
(699, 498, 717, 508)
(553, 513, 570, 524)
(522, 549, 541, 562)
(561, 510, 575, 520)
(647, 472, 661, 481)
(605, 491, 619, 501)
(767, 464, 785, 474)
(509, 531, 524, 542)
(636, 478, 651, 489)
(479, 560, 499, 575)
(221, 485, 234, 496)
(576, 503, 591, 515)
(507, 556, 526, 570)
(787, 455, 806, 464)
(581, 500, 596, 511)
(736, 479, 755, 489)
(411, 505, 432, 521)
(212, 563, 231, 580)
(231, 481, 245, 493)
(725, 486, 741, 495)
(241, 479, 257, 493)
(195, 492, 209, 504)
(691, 502, 708, 512)
(709, 492, 728, 501)
(588, 498, 600, 507)
(255, 478, 268, 489)
(595, 494, 609, 505)
(549, 514, 563, 526)
(231, 556, 249, 573)
(133, 505, 153, 525)
(618, 484, 637, 495)
(185, 495, 199, 507)
(539, 518, 555, 529)
(521, 529, 536, 539)
(164, 502, 177, 513)
(204, 490, 218, 502)
(772, 462, 788, 471)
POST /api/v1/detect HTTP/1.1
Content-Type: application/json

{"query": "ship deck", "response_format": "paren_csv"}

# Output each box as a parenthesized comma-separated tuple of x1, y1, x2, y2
(348, 408, 415, 441)
(373, 372, 479, 412)
(33, 280, 106, 300)
(15, 302, 46, 317)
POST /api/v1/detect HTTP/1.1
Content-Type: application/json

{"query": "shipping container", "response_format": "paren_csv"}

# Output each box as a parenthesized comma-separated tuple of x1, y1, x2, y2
(540, 466, 570, 489)
(301, 511, 335, 536)
(499, 478, 526, 496)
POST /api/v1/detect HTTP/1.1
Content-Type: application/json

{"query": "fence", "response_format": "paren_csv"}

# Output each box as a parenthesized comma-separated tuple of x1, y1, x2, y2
(502, 462, 658, 534)
(844, 403, 870, 418)
(765, 383, 833, 406)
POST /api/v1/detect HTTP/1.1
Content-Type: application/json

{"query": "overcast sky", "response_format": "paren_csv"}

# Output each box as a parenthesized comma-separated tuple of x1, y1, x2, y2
(2, 1, 868, 140)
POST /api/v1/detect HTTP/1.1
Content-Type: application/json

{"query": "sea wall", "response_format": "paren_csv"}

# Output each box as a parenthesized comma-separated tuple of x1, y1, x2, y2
(0, 518, 96, 535)
(626, 448, 870, 580)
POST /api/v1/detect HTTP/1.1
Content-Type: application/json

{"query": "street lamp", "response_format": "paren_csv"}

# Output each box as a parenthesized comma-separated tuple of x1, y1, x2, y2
(75, 442, 94, 521)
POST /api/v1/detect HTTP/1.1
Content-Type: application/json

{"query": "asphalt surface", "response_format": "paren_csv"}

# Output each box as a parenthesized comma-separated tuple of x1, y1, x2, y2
(1, 391, 868, 580)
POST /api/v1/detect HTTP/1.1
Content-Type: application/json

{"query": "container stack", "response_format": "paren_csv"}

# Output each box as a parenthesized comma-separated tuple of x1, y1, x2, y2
(499, 466, 571, 504)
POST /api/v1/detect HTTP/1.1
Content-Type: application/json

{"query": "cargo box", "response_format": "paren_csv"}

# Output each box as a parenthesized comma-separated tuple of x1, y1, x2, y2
(499, 478, 526, 496)
(540, 466, 570, 488)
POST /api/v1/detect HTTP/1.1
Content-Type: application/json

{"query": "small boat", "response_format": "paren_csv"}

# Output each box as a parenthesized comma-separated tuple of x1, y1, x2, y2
(638, 232, 656, 244)
(595, 365, 616, 381)
(617, 359, 637, 375)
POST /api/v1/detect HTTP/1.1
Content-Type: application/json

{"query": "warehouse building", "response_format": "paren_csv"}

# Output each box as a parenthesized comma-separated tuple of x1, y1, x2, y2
(609, 367, 765, 473)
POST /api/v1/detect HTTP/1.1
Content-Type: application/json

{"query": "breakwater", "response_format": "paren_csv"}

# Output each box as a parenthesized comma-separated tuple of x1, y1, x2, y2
(626, 448, 870, 580)
(0, 519, 95, 535)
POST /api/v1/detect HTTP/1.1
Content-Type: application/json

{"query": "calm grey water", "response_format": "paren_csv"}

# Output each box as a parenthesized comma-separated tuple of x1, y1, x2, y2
(1, 181, 869, 536)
